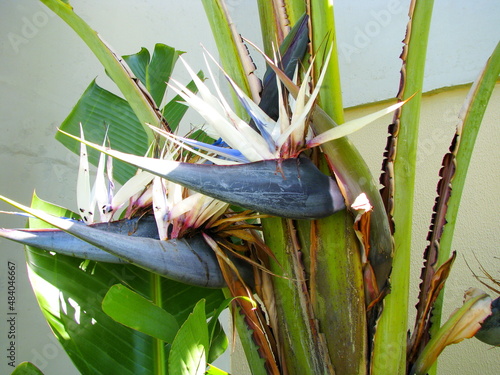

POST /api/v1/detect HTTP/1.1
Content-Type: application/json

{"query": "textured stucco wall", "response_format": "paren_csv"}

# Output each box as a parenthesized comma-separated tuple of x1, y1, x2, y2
(0, 1, 498, 374)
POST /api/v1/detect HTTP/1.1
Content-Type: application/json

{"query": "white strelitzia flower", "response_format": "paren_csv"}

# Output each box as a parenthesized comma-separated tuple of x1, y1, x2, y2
(75, 127, 229, 240)
(158, 46, 408, 164)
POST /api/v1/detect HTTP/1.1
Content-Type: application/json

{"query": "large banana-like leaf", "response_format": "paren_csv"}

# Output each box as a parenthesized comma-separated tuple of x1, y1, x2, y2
(22, 193, 225, 375)
(54, 44, 194, 185)
(55, 80, 148, 184)
(122, 44, 181, 108)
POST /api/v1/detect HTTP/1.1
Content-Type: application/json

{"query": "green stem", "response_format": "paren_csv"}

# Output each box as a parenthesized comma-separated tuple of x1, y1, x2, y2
(310, 0, 344, 124)
(371, 1, 435, 373)
(307, 3, 368, 362)
(263, 217, 333, 375)
(201, 0, 253, 119)
(311, 208, 367, 375)
(151, 273, 166, 374)
(256, 0, 282, 56)
(436, 42, 500, 270)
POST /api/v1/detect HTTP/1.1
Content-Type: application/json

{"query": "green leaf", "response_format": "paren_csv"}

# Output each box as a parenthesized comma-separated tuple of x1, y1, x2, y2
(372, 1, 435, 373)
(55, 75, 202, 185)
(123, 44, 182, 107)
(24, 193, 224, 375)
(410, 291, 492, 375)
(55, 44, 200, 184)
(201, 0, 252, 119)
(102, 284, 180, 343)
(206, 364, 230, 375)
(169, 299, 209, 375)
(309, 0, 344, 124)
(55, 80, 148, 185)
(10, 362, 44, 375)
(437, 41, 500, 271)
(122, 47, 151, 91)
(207, 297, 249, 363)
(262, 217, 332, 375)
(427, 40, 500, 373)
(207, 321, 228, 364)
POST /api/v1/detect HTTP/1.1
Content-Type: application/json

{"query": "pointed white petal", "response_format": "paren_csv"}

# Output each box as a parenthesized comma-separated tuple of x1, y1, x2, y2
(93, 140, 110, 222)
(152, 177, 169, 240)
(168, 83, 268, 161)
(111, 170, 155, 211)
(76, 124, 93, 224)
(308, 98, 410, 147)
(203, 51, 277, 152)
(150, 126, 243, 164)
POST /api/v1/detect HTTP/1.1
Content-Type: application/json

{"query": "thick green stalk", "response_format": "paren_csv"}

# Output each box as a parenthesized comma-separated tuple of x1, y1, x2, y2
(284, 0, 307, 27)
(256, 0, 306, 57)
(309, 0, 344, 123)
(256, 0, 281, 57)
(311, 109, 394, 295)
(256, 3, 338, 372)
(201, 0, 253, 119)
(371, 1, 435, 373)
(436, 42, 500, 271)
(311, 208, 367, 375)
(40, 0, 160, 143)
(263, 217, 334, 375)
(307, 4, 367, 373)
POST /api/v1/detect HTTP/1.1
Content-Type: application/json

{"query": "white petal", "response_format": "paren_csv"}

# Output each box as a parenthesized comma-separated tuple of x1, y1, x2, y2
(152, 176, 169, 240)
(76, 125, 93, 224)
(111, 170, 155, 210)
(308, 98, 410, 147)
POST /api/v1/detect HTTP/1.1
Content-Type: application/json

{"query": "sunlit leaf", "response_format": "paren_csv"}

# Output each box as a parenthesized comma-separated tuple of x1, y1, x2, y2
(206, 364, 230, 375)
(102, 284, 180, 343)
(123, 43, 181, 108)
(10, 362, 45, 375)
(14, 193, 224, 375)
(56, 80, 148, 185)
(169, 299, 209, 375)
